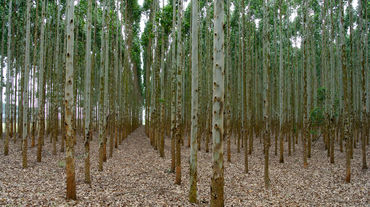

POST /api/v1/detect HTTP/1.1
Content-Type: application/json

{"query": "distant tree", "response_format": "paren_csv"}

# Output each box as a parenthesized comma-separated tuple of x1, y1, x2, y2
(22, 0, 31, 169)
(84, 0, 92, 184)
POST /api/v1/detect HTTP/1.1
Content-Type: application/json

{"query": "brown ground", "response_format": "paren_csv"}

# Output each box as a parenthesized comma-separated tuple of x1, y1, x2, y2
(0, 126, 369, 206)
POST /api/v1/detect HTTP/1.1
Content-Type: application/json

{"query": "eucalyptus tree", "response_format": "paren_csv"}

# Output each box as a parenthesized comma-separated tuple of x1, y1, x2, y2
(241, 0, 248, 174)
(359, 0, 367, 170)
(175, 0, 183, 185)
(159, 28, 165, 158)
(0, 11, 5, 140)
(348, 0, 354, 161)
(52, 0, 62, 156)
(262, 0, 271, 188)
(278, 0, 284, 164)
(65, 0, 76, 199)
(339, 0, 352, 183)
(302, 0, 308, 168)
(4, 0, 12, 156)
(98, 1, 107, 171)
(22, 0, 31, 169)
(225, 0, 231, 163)
(328, 0, 335, 163)
(210, 0, 224, 205)
(189, 0, 199, 203)
(84, 0, 92, 184)
(30, 0, 40, 148)
(170, 0, 177, 173)
(104, 3, 110, 161)
(37, 0, 46, 163)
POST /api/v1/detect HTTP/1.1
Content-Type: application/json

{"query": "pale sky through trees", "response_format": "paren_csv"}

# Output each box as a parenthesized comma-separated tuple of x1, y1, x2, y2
(0, 0, 359, 105)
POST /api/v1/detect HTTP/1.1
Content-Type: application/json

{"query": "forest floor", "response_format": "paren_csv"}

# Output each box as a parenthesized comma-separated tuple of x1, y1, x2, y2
(0, 126, 369, 206)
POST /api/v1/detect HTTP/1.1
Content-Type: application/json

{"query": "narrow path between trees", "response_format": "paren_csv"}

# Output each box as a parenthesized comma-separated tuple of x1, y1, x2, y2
(0, 126, 368, 206)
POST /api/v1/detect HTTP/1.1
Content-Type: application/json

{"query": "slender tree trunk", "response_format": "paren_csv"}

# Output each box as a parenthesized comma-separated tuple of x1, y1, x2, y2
(189, 0, 199, 203)
(21, 0, 31, 169)
(37, 0, 46, 163)
(30, 0, 39, 148)
(210, 0, 224, 205)
(359, 0, 367, 170)
(263, 0, 271, 188)
(4, 0, 12, 156)
(174, 0, 183, 185)
(84, 0, 92, 184)
(98, 3, 106, 171)
(159, 15, 166, 158)
(225, 0, 231, 164)
(302, 0, 308, 168)
(52, 0, 61, 156)
(241, 0, 248, 174)
(339, 0, 351, 183)
(279, 0, 284, 164)
(103, 4, 110, 162)
(0, 21, 4, 141)
(65, 0, 76, 199)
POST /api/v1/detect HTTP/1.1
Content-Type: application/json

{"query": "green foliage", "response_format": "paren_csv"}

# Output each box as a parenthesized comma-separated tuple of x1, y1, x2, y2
(182, 3, 191, 36)
(317, 87, 326, 105)
(333, 97, 340, 117)
(310, 107, 324, 127)
(160, 4, 173, 35)
(310, 129, 318, 136)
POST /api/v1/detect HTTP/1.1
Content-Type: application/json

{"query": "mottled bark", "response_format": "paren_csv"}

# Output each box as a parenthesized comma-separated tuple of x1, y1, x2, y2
(175, 0, 183, 185)
(189, 0, 199, 203)
(210, 0, 224, 205)
(84, 0, 92, 184)
(65, 0, 76, 199)
(4, 0, 12, 156)
(37, 0, 46, 162)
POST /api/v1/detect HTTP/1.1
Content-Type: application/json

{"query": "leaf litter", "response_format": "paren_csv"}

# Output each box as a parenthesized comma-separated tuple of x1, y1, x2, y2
(0, 127, 368, 206)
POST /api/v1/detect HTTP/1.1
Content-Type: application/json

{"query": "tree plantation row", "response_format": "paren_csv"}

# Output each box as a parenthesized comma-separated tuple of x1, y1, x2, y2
(0, 0, 368, 206)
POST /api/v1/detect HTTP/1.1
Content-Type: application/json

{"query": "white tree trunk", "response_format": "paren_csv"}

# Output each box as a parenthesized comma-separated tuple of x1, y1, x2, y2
(22, 0, 31, 168)
(84, 0, 92, 184)
(65, 0, 76, 199)
(210, 0, 224, 205)
(4, 0, 13, 156)
(189, 0, 199, 203)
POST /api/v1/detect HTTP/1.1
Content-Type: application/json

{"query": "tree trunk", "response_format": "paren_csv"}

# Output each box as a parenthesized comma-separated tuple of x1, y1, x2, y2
(302, 0, 308, 169)
(359, 0, 367, 170)
(0, 20, 5, 140)
(98, 3, 106, 171)
(339, 0, 351, 183)
(189, 0, 199, 203)
(210, 0, 224, 205)
(175, 0, 183, 185)
(37, 0, 46, 162)
(279, 0, 284, 164)
(65, 0, 76, 199)
(263, 0, 271, 188)
(21, 0, 31, 168)
(4, 0, 12, 156)
(84, 0, 92, 184)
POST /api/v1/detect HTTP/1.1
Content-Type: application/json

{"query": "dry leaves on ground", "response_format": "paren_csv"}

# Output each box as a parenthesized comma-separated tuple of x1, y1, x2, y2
(0, 127, 369, 206)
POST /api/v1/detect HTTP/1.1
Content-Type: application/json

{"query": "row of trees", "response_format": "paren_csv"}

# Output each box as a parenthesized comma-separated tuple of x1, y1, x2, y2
(1, 0, 143, 199)
(144, 0, 368, 205)
(0, 0, 368, 205)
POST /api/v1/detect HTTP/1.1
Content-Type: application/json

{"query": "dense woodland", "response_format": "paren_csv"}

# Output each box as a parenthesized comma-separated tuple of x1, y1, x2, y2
(0, 0, 368, 206)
